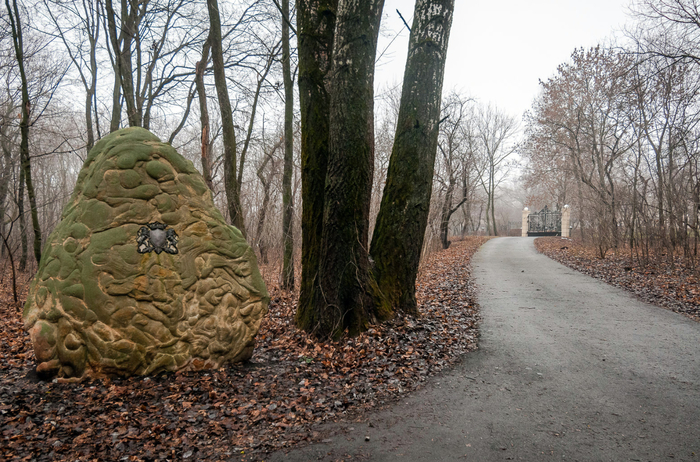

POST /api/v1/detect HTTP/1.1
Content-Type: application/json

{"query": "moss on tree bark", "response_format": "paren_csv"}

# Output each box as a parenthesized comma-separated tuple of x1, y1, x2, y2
(370, 0, 455, 315)
(295, 0, 338, 331)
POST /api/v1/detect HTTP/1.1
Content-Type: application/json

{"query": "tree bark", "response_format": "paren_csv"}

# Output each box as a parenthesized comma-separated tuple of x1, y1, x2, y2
(17, 162, 27, 272)
(6, 0, 42, 267)
(105, 0, 141, 127)
(255, 139, 282, 265)
(0, 105, 15, 258)
(281, 0, 295, 290)
(370, 0, 455, 315)
(296, 0, 386, 339)
(195, 36, 214, 190)
(206, 0, 246, 235)
(295, 0, 338, 330)
(490, 187, 497, 236)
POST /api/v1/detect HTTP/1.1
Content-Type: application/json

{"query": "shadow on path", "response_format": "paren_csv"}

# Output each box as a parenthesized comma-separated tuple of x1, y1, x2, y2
(269, 237, 700, 461)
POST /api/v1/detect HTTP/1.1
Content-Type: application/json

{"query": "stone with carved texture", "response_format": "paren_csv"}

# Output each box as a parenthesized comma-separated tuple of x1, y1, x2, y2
(23, 127, 269, 380)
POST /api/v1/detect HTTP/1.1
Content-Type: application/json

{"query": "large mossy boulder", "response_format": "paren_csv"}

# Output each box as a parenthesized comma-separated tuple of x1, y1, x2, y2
(24, 127, 269, 380)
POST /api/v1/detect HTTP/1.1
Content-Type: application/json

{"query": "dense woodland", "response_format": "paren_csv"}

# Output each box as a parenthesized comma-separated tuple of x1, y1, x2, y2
(1, 0, 700, 339)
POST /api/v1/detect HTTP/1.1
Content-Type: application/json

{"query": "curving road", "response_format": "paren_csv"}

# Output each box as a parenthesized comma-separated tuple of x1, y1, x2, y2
(270, 237, 700, 461)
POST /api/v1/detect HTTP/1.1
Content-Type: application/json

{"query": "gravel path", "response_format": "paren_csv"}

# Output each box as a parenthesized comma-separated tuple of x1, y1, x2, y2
(269, 237, 700, 461)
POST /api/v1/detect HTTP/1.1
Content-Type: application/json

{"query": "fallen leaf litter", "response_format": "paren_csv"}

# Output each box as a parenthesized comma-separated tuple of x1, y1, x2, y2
(0, 237, 489, 461)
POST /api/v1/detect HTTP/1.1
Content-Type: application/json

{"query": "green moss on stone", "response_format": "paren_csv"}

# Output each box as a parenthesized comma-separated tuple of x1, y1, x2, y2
(116, 244, 140, 265)
(104, 170, 120, 187)
(114, 148, 150, 170)
(36, 287, 48, 307)
(114, 200, 153, 224)
(120, 170, 142, 189)
(127, 184, 160, 201)
(179, 174, 208, 196)
(80, 200, 114, 230)
(62, 284, 84, 299)
(153, 194, 175, 213)
(60, 294, 87, 319)
(63, 238, 79, 254)
(159, 181, 179, 195)
(145, 160, 175, 181)
(24, 126, 270, 380)
(42, 258, 61, 280)
(90, 227, 128, 252)
(161, 146, 196, 174)
(69, 223, 89, 240)
(161, 211, 181, 225)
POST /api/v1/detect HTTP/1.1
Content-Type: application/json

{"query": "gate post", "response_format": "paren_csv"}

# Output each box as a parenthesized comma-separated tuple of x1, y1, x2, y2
(522, 207, 529, 237)
(561, 205, 571, 238)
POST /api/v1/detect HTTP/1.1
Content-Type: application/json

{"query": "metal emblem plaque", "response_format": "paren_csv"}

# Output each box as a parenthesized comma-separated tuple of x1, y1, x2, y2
(137, 222, 178, 254)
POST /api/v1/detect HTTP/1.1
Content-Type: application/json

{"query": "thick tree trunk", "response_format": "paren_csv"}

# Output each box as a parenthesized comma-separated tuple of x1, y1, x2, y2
(295, 0, 338, 330)
(369, 0, 454, 316)
(206, 0, 246, 235)
(281, 0, 295, 290)
(6, 0, 42, 267)
(307, 0, 385, 338)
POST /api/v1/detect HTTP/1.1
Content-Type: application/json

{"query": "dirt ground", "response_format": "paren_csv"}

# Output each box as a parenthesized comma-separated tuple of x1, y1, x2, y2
(0, 237, 488, 461)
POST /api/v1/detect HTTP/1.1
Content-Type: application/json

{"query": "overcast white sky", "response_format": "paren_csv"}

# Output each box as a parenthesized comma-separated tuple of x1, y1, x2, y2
(375, 0, 633, 121)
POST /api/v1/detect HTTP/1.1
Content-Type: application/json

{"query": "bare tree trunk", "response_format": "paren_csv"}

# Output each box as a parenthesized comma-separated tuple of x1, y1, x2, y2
(440, 189, 467, 249)
(305, 0, 385, 338)
(370, 0, 455, 316)
(206, 0, 246, 235)
(281, 0, 295, 290)
(485, 189, 492, 235)
(105, 0, 141, 127)
(84, 1, 99, 151)
(440, 183, 455, 249)
(295, 0, 338, 331)
(0, 229, 18, 302)
(109, 69, 122, 132)
(490, 187, 498, 236)
(17, 164, 27, 271)
(0, 106, 14, 257)
(6, 0, 42, 266)
(255, 134, 282, 265)
(195, 36, 214, 190)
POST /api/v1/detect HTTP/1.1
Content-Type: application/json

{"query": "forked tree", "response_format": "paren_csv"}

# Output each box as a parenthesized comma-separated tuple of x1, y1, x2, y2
(296, 0, 455, 337)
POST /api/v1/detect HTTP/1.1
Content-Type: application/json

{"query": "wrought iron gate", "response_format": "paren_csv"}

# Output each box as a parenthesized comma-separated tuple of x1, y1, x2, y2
(527, 205, 561, 236)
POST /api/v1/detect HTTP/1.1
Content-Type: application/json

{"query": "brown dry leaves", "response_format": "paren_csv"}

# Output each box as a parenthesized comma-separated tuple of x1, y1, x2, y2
(0, 236, 489, 461)
(535, 237, 700, 322)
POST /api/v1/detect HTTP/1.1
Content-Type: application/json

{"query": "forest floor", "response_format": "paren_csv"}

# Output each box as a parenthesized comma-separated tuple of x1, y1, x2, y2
(0, 236, 489, 461)
(535, 236, 700, 322)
